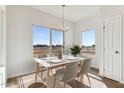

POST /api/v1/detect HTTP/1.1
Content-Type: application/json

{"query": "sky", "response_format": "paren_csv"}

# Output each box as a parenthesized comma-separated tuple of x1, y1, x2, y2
(33, 25, 95, 46)
(32, 25, 63, 46)
(82, 29, 96, 46)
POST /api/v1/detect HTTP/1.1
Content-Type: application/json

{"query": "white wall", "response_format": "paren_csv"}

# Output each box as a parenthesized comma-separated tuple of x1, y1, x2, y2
(74, 13, 100, 69)
(6, 6, 74, 78)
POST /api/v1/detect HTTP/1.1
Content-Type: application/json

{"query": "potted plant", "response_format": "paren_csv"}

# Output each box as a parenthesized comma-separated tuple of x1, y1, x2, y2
(70, 45, 81, 56)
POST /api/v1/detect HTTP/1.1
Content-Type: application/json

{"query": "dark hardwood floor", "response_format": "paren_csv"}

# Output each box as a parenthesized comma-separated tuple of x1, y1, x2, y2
(7, 68, 124, 88)
(89, 68, 124, 88)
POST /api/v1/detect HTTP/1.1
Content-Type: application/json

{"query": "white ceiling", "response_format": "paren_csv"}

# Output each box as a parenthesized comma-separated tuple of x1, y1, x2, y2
(30, 5, 100, 22)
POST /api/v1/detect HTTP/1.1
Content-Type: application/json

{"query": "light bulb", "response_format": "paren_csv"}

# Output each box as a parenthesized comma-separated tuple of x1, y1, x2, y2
(65, 27, 69, 32)
(59, 25, 62, 30)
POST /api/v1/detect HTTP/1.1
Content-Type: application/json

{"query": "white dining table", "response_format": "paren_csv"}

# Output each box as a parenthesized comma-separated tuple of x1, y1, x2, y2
(34, 55, 85, 87)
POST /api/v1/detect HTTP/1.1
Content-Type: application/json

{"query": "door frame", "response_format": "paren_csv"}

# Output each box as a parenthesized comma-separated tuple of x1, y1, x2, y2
(101, 15, 122, 83)
(0, 6, 6, 87)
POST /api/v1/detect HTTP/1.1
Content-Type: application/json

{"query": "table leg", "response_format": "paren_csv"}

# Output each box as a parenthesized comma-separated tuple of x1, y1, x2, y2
(46, 67, 50, 87)
(40, 66, 43, 80)
(35, 63, 40, 81)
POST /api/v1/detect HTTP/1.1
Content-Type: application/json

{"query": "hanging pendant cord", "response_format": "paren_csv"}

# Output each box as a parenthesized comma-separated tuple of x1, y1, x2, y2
(62, 5, 65, 31)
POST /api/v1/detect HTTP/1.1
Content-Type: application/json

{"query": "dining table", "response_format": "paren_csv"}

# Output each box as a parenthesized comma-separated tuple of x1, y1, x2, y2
(34, 55, 85, 87)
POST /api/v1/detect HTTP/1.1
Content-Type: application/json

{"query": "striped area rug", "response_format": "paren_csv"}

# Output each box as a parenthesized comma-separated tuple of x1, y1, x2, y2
(17, 71, 107, 88)
(17, 73, 72, 88)
(17, 73, 42, 88)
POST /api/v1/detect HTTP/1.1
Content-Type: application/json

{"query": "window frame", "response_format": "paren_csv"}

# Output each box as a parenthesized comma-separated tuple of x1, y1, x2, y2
(32, 24, 64, 56)
(81, 29, 96, 54)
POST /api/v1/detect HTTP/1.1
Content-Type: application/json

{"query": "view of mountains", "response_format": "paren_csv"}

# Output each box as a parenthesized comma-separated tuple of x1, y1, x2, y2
(33, 44, 62, 47)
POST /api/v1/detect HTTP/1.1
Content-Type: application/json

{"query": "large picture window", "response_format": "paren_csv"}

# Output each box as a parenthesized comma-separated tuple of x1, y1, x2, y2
(81, 29, 96, 55)
(32, 25, 63, 57)
(52, 30, 63, 54)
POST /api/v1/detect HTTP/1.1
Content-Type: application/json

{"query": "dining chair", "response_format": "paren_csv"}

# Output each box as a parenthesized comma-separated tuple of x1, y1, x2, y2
(47, 52, 64, 73)
(35, 54, 54, 81)
(53, 62, 79, 88)
(47, 53, 56, 57)
(27, 81, 46, 88)
(44, 53, 57, 74)
(78, 58, 91, 86)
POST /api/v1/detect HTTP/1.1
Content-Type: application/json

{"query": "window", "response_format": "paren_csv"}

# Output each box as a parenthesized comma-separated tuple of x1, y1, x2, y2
(81, 29, 96, 55)
(33, 26, 50, 57)
(52, 30, 63, 54)
(32, 25, 63, 57)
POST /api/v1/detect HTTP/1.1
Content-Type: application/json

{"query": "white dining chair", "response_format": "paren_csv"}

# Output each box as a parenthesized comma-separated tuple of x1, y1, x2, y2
(77, 58, 91, 86)
(53, 62, 79, 88)
(47, 53, 56, 57)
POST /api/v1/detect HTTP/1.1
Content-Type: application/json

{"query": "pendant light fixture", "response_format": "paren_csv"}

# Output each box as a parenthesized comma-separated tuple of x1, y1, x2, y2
(59, 5, 69, 32)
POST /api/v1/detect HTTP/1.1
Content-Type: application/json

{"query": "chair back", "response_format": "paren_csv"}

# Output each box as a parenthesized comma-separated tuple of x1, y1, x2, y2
(79, 58, 91, 75)
(61, 62, 78, 82)
(47, 53, 56, 57)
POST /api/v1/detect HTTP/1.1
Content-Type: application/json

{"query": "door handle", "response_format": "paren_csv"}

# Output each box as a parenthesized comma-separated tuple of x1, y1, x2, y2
(115, 51, 119, 54)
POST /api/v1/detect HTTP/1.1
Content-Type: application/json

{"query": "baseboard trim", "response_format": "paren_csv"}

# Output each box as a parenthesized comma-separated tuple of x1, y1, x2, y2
(99, 69, 104, 77)
(7, 69, 47, 80)
(91, 66, 99, 70)
(120, 80, 124, 84)
(7, 72, 36, 79)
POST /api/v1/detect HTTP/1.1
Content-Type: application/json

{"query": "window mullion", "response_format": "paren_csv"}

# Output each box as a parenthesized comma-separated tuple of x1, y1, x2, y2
(50, 28, 52, 54)
(62, 31, 65, 54)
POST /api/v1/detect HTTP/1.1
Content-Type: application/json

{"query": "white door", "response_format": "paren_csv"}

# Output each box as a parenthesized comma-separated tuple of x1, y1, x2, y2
(104, 15, 121, 81)
(0, 7, 1, 65)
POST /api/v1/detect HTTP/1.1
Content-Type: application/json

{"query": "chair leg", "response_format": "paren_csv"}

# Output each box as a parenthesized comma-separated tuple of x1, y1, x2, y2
(55, 68, 57, 72)
(78, 76, 80, 81)
(35, 63, 40, 81)
(80, 76, 83, 83)
(73, 80, 76, 88)
(62, 66, 65, 70)
(40, 66, 43, 80)
(53, 78, 56, 88)
(63, 82, 66, 88)
(86, 74, 91, 87)
(50, 69, 53, 75)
